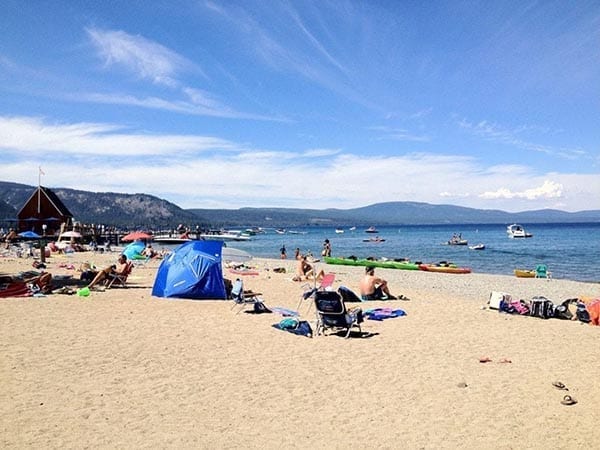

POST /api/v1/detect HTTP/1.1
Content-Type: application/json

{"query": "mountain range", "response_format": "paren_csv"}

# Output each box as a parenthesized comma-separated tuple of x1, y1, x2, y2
(1, 181, 599, 228)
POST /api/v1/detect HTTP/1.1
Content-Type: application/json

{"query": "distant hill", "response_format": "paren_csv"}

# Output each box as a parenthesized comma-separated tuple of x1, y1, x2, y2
(1, 181, 599, 228)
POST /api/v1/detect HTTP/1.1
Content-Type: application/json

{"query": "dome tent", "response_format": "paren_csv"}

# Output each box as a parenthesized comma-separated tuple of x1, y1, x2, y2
(152, 240, 227, 300)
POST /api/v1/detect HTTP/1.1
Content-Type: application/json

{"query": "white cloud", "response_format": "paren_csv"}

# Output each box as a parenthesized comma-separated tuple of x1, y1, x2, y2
(1, 115, 598, 212)
(479, 180, 563, 200)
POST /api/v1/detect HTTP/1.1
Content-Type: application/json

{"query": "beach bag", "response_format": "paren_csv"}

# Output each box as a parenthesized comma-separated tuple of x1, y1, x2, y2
(529, 296, 554, 319)
(576, 302, 591, 323)
(553, 299, 574, 320)
(489, 291, 511, 310)
(507, 299, 530, 315)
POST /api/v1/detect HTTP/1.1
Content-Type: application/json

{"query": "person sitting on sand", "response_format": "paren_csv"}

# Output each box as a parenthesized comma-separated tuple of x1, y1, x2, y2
(142, 244, 157, 258)
(88, 254, 129, 289)
(359, 267, 396, 300)
(293, 255, 325, 282)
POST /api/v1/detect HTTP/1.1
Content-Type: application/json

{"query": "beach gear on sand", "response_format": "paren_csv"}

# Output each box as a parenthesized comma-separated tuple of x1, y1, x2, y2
(529, 296, 555, 319)
(272, 318, 312, 337)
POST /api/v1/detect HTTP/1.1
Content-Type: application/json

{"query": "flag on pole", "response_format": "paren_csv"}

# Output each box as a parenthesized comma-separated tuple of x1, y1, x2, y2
(39, 167, 45, 176)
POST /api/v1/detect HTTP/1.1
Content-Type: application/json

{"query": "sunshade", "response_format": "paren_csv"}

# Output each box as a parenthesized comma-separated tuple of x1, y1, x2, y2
(121, 231, 153, 242)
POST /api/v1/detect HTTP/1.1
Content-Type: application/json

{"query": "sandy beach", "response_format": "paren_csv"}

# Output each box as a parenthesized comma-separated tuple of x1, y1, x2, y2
(1, 251, 599, 449)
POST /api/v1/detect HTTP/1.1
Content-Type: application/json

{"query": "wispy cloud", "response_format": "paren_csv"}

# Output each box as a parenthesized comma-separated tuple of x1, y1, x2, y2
(368, 125, 430, 142)
(459, 118, 586, 159)
(86, 27, 198, 86)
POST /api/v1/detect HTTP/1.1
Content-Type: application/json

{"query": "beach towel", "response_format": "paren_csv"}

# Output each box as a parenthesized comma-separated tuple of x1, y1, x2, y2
(272, 318, 313, 338)
(364, 308, 406, 321)
(271, 307, 300, 317)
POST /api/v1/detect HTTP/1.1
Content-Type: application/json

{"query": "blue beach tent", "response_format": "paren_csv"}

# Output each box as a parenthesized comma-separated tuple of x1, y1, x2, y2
(122, 241, 146, 260)
(152, 240, 227, 300)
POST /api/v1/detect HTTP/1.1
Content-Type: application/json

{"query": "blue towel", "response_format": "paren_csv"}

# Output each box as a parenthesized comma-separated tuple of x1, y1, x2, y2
(364, 308, 406, 321)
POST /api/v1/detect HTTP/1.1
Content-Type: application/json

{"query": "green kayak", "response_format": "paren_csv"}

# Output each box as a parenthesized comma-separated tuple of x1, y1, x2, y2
(323, 256, 420, 270)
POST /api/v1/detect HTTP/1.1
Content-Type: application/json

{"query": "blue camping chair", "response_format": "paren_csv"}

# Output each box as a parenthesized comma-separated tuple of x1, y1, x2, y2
(535, 264, 552, 280)
(313, 290, 363, 338)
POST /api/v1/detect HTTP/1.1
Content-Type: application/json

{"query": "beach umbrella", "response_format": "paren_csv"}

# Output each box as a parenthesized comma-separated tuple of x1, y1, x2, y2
(60, 231, 82, 238)
(18, 231, 41, 239)
(121, 231, 153, 242)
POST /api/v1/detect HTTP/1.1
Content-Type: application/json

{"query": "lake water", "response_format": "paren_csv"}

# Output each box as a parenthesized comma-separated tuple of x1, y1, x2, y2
(212, 223, 599, 283)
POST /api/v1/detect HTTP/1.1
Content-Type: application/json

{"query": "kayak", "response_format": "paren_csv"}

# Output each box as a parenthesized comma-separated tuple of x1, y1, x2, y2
(323, 256, 420, 271)
(514, 269, 536, 278)
(419, 264, 472, 274)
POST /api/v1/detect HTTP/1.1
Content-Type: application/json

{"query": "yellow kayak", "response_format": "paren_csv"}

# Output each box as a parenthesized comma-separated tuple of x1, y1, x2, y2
(514, 269, 535, 278)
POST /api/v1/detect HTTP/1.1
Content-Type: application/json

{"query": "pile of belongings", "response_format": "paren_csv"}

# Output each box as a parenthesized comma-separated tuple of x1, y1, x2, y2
(488, 291, 600, 325)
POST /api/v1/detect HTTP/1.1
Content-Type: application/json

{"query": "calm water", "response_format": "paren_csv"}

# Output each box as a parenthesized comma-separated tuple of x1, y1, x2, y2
(214, 223, 599, 283)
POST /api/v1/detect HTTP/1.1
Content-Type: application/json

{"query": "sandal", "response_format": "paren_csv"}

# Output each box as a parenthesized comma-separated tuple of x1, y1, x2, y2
(561, 395, 577, 406)
(552, 381, 568, 391)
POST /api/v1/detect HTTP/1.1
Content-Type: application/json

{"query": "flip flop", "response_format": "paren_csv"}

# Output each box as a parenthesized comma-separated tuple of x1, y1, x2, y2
(479, 357, 492, 363)
(561, 395, 577, 406)
(498, 358, 512, 364)
(552, 381, 568, 391)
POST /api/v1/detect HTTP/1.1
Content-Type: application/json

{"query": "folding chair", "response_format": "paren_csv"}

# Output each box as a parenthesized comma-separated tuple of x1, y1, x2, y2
(106, 261, 133, 288)
(230, 278, 264, 314)
(313, 290, 363, 338)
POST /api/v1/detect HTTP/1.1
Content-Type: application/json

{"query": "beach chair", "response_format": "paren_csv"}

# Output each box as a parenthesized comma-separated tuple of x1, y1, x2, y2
(535, 264, 552, 280)
(105, 261, 133, 288)
(230, 278, 264, 314)
(313, 290, 363, 338)
(337, 285, 362, 303)
(296, 273, 336, 313)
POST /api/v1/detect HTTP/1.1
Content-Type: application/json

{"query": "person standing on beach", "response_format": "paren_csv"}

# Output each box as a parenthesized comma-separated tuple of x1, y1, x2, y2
(322, 239, 331, 257)
(359, 267, 396, 300)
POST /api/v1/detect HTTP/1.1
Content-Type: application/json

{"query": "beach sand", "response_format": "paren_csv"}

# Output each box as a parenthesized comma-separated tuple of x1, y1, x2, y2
(1, 252, 599, 448)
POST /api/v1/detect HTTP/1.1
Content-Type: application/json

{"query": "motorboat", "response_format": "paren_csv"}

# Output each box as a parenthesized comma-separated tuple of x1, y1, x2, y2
(335, 228, 344, 234)
(362, 236, 385, 243)
(365, 226, 378, 233)
(507, 224, 533, 238)
(469, 243, 485, 250)
(447, 234, 468, 245)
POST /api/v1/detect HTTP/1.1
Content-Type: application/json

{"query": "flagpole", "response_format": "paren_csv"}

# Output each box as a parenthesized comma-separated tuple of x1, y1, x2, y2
(38, 166, 42, 214)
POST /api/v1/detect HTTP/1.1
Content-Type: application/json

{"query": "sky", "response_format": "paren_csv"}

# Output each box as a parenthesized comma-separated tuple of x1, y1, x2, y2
(1, 0, 599, 212)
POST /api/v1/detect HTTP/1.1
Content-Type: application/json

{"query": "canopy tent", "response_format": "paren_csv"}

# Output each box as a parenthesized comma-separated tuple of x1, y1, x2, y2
(122, 231, 153, 242)
(152, 240, 227, 300)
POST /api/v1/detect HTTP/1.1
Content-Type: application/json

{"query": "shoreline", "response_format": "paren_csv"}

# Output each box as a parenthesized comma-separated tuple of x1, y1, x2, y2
(1, 252, 599, 448)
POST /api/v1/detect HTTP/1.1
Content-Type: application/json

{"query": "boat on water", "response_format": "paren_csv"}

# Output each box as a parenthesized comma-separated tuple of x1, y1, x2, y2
(349, 226, 356, 231)
(507, 224, 533, 238)
(469, 243, 485, 250)
(447, 234, 468, 245)
(199, 231, 251, 241)
(153, 236, 192, 245)
(419, 263, 472, 274)
(324, 256, 420, 271)
(363, 237, 385, 243)
(335, 228, 344, 234)
(365, 226, 378, 233)
(275, 228, 286, 235)
(514, 268, 536, 278)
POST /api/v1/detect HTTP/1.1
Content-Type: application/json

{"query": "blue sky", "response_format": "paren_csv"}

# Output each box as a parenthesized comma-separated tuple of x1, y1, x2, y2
(1, 0, 598, 212)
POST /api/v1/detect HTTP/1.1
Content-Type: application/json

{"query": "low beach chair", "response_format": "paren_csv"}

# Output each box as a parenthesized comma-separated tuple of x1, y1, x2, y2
(314, 290, 363, 338)
(535, 264, 552, 280)
(106, 261, 133, 288)
(230, 278, 264, 314)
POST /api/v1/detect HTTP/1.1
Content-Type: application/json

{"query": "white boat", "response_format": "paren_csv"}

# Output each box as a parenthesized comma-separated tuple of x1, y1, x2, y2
(335, 228, 344, 234)
(365, 226, 378, 233)
(507, 224, 533, 238)
(349, 226, 356, 231)
(469, 243, 485, 250)
(199, 231, 251, 242)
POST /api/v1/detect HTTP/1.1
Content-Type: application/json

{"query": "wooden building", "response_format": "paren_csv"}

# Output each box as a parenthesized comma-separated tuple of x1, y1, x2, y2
(17, 186, 73, 236)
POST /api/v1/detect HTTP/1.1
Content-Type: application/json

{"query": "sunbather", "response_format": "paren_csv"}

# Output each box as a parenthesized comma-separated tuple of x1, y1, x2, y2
(88, 254, 128, 288)
(293, 255, 325, 282)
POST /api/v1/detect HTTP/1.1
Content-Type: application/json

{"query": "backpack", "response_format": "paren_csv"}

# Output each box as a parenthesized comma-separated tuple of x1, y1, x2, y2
(576, 302, 591, 323)
(530, 296, 554, 319)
